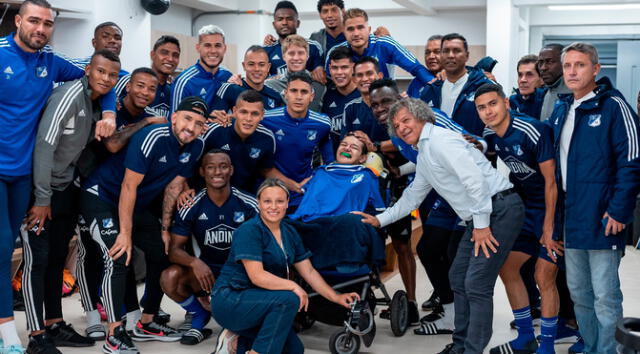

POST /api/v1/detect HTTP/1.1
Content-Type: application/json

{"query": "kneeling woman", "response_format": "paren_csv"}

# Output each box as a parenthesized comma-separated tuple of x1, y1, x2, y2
(211, 178, 359, 354)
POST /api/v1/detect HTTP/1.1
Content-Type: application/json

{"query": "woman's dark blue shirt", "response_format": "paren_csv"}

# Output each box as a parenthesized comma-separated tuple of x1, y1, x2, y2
(213, 215, 312, 293)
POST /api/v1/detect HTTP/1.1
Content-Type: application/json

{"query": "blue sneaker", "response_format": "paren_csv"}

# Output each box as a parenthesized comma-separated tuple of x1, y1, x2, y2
(555, 323, 579, 344)
(535, 321, 579, 344)
(568, 337, 584, 354)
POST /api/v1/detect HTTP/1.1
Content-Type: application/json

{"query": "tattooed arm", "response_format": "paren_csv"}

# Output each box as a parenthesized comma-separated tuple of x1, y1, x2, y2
(161, 176, 188, 254)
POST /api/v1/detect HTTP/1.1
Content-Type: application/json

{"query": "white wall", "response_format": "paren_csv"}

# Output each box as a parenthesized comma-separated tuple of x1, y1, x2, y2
(151, 4, 194, 36)
(51, 0, 151, 71)
(296, 10, 487, 46)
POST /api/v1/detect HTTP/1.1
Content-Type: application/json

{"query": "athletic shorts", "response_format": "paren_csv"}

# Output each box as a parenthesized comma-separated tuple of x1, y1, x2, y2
(538, 245, 565, 270)
(386, 215, 413, 242)
(510, 232, 540, 257)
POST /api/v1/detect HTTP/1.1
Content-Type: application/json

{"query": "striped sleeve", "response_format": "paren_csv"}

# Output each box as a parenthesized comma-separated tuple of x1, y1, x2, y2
(606, 95, 640, 224)
(171, 67, 198, 113)
(32, 81, 84, 206)
(115, 74, 131, 97)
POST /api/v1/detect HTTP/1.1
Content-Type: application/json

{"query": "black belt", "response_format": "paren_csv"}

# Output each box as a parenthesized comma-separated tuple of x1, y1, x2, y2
(492, 188, 516, 201)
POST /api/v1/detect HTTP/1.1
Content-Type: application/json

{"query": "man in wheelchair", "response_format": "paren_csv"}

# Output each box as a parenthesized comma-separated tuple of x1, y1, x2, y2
(287, 133, 411, 353)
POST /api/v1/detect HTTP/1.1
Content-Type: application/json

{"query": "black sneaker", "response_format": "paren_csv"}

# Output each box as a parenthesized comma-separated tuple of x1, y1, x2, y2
(422, 292, 441, 311)
(153, 309, 171, 325)
(131, 321, 181, 342)
(26, 333, 61, 354)
(437, 343, 462, 354)
(46, 321, 95, 347)
(509, 307, 541, 329)
(409, 301, 420, 326)
(103, 326, 139, 354)
(180, 328, 213, 345)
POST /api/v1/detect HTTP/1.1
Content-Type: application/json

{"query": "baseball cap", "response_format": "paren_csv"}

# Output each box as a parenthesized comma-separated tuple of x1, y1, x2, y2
(176, 96, 208, 116)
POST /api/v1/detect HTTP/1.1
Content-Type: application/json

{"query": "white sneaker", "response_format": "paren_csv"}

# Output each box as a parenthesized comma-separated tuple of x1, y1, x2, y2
(213, 329, 237, 354)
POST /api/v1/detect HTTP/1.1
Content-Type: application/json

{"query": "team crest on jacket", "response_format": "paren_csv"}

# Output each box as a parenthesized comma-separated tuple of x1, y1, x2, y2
(102, 218, 114, 228)
(267, 98, 275, 108)
(36, 66, 48, 78)
(233, 212, 245, 223)
(350, 173, 364, 184)
(179, 152, 191, 163)
(250, 148, 261, 159)
(466, 92, 475, 101)
(588, 114, 601, 127)
(512, 145, 523, 156)
(307, 130, 317, 141)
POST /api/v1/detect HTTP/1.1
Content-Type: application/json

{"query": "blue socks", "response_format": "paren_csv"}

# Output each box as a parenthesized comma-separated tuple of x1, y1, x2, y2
(537, 316, 558, 354)
(510, 306, 535, 349)
(178, 295, 210, 330)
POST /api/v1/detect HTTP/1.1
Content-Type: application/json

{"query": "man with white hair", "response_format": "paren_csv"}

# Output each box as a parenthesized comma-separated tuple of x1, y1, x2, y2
(170, 24, 233, 113)
(355, 98, 525, 354)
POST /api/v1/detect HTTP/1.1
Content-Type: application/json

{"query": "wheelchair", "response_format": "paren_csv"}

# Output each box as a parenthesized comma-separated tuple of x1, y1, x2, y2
(296, 263, 409, 354)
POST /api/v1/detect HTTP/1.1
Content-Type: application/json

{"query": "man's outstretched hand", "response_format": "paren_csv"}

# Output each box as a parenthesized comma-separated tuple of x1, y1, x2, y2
(351, 211, 381, 228)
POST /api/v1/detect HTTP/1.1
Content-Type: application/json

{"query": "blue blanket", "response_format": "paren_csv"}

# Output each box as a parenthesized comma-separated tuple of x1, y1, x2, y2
(286, 213, 386, 270)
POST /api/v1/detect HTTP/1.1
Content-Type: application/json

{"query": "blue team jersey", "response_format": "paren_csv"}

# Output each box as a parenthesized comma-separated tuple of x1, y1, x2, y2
(171, 187, 258, 272)
(341, 97, 389, 142)
(209, 82, 286, 112)
(83, 123, 204, 208)
(483, 112, 554, 237)
(325, 32, 346, 58)
(290, 164, 385, 222)
(241, 79, 284, 110)
(115, 74, 172, 118)
(170, 61, 233, 113)
(325, 35, 433, 85)
(263, 39, 323, 76)
(322, 86, 360, 150)
(0, 34, 85, 176)
(114, 97, 146, 128)
(509, 88, 546, 120)
(202, 121, 276, 194)
(407, 77, 430, 98)
(261, 107, 334, 205)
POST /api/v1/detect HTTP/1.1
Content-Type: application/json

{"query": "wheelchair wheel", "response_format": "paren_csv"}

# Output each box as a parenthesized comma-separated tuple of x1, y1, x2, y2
(329, 328, 361, 354)
(389, 290, 409, 336)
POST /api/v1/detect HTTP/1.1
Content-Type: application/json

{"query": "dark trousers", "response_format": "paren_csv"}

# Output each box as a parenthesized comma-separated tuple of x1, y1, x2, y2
(212, 287, 304, 354)
(449, 193, 525, 354)
(416, 225, 464, 304)
(79, 191, 168, 323)
(21, 184, 78, 331)
(0, 173, 31, 318)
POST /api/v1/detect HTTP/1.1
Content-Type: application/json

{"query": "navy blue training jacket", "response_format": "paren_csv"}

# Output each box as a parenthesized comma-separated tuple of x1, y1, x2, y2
(547, 77, 640, 250)
(419, 67, 493, 136)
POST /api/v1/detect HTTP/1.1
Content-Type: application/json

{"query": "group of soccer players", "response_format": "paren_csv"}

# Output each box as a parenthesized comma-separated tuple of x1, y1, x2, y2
(1, 0, 638, 353)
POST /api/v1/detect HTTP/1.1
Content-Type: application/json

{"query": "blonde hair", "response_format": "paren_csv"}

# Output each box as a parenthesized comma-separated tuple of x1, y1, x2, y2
(282, 34, 308, 55)
(344, 8, 368, 23)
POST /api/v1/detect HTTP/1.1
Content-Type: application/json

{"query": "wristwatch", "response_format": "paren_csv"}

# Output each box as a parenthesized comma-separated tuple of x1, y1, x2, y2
(373, 141, 381, 152)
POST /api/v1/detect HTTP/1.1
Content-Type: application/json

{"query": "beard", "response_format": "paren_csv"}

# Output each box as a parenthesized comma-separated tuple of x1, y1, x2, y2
(18, 29, 48, 51)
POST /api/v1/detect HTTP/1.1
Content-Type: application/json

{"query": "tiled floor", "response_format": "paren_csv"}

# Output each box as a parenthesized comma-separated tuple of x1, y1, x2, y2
(12, 247, 640, 353)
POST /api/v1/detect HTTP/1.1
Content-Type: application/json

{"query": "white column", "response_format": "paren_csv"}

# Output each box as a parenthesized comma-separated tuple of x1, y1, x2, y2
(486, 0, 519, 92)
